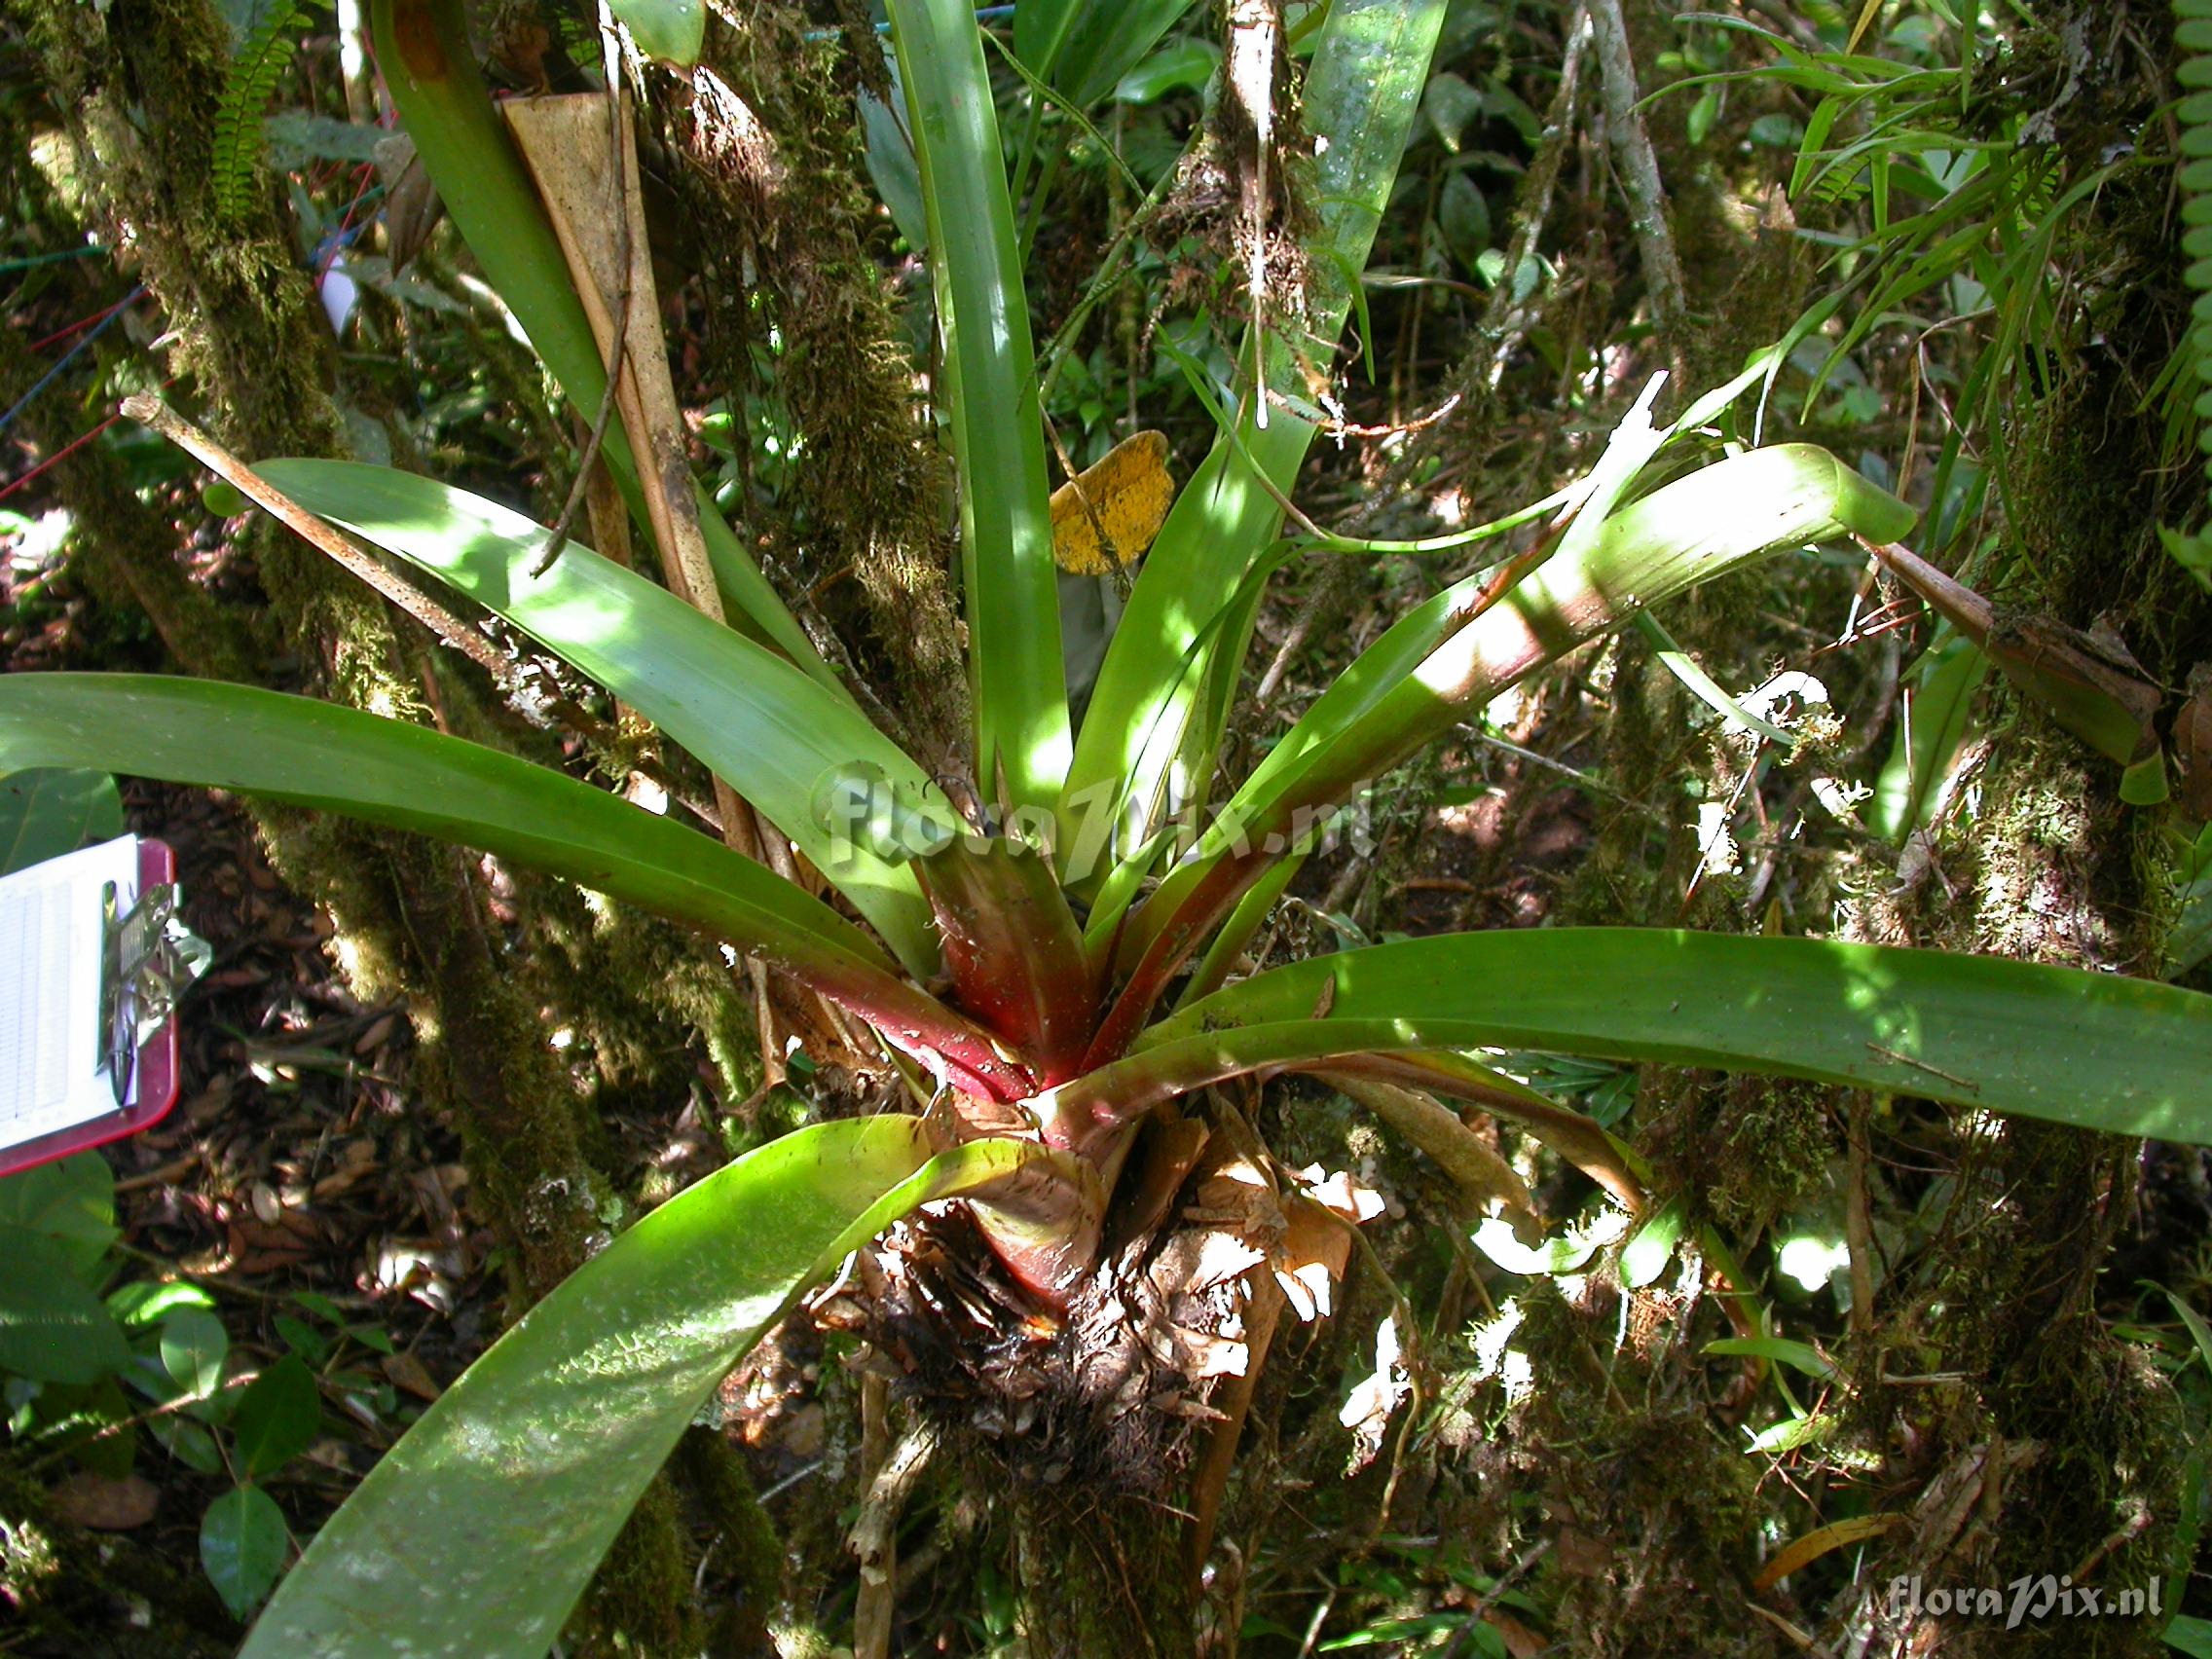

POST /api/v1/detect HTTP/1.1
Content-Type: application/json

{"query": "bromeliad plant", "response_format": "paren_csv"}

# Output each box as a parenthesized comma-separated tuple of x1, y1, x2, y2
(4, 0, 2210, 1650)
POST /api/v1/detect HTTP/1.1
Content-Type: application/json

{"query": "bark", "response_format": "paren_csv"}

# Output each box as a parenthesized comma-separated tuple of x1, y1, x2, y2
(4, 0, 707, 1641)
(1013, 1487, 1200, 1659)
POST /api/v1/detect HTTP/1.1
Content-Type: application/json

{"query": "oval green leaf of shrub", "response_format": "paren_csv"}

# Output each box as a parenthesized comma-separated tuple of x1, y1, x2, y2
(0, 1152, 120, 1272)
(234, 1354, 322, 1479)
(201, 480, 248, 518)
(240, 1119, 1048, 1659)
(201, 1485, 290, 1621)
(160, 1306, 230, 1403)
(0, 1224, 130, 1384)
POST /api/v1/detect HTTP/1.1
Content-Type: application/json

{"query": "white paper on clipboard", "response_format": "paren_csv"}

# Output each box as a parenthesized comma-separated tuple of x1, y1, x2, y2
(0, 833, 142, 1153)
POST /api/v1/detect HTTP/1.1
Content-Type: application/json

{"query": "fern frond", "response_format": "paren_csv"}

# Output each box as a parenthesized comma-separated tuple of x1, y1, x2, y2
(2165, 0, 2212, 586)
(211, 0, 313, 224)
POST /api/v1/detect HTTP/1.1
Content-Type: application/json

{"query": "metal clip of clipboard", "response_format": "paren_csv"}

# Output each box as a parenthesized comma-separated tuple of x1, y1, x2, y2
(99, 880, 211, 1108)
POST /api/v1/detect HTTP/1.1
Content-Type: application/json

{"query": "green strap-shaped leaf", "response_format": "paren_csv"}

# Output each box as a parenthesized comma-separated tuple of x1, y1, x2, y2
(369, 0, 827, 681)
(1133, 929, 2212, 1145)
(1058, 0, 1446, 872)
(886, 0, 1071, 820)
(1038, 1026, 1640, 1203)
(241, 1120, 1043, 1658)
(1012, 0, 1079, 83)
(255, 459, 950, 977)
(0, 676, 1025, 1098)
(1122, 447, 1917, 976)
(1868, 630, 1988, 840)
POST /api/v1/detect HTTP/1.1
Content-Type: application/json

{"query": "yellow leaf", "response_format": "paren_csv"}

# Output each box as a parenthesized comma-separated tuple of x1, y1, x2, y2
(1845, 0, 1886, 55)
(1751, 1513, 1905, 1594)
(1050, 429, 1175, 575)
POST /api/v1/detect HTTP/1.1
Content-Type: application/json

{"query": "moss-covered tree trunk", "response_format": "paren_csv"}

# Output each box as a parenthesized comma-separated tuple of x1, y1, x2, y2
(1010, 1489, 1198, 1659)
(6, 0, 609, 1304)
(2, 0, 719, 1642)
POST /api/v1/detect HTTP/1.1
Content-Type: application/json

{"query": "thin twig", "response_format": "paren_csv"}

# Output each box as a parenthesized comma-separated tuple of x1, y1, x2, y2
(124, 396, 511, 685)
(852, 1373, 898, 1659)
(123, 394, 723, 831)
(1271, 387, 1461, 441)
(1474, 12, 1588, 392)
(1587, 0, 1686, 334)
(533, 13, 637, 576)
(849, 1407, 936, 1659)
(1227, 0, 1277, 431)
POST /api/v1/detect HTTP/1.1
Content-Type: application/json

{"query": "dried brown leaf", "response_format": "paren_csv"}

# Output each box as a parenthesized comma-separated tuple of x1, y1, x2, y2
(47, 1471, 160, 1531)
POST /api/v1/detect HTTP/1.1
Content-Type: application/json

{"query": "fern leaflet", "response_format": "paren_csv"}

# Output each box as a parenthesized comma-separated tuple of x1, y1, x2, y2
(2166, 0, 2212, 586)
(210, 0, 314, 224)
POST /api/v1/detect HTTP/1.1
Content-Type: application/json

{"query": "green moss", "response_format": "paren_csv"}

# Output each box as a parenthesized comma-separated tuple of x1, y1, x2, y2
(660, 6, 970, 767)
(0, 1505, 59, 1612)
(576, 1480, 702, 1658)
(0, 1463, 235, 1653)
(671, 1429, 783, 1653)
(1861, 1122, 2188, 1656)
(1507, 1282, 1782, 1658)
(522, 877, 760, 1112)
(1010, 1486, 1197, 1659)
(1644, 1073, 1832, 1235)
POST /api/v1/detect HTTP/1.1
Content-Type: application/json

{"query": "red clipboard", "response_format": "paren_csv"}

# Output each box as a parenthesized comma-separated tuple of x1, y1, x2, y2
(0, 838, 186, 1179)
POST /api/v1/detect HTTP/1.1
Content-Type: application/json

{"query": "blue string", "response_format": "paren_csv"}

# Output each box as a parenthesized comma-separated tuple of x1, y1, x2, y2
(309, 212, 376, 276)
(0, 286, 147, 442)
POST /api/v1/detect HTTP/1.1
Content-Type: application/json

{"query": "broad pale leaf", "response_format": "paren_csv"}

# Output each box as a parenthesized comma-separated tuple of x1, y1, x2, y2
(240, 1120, 1047, 1659)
